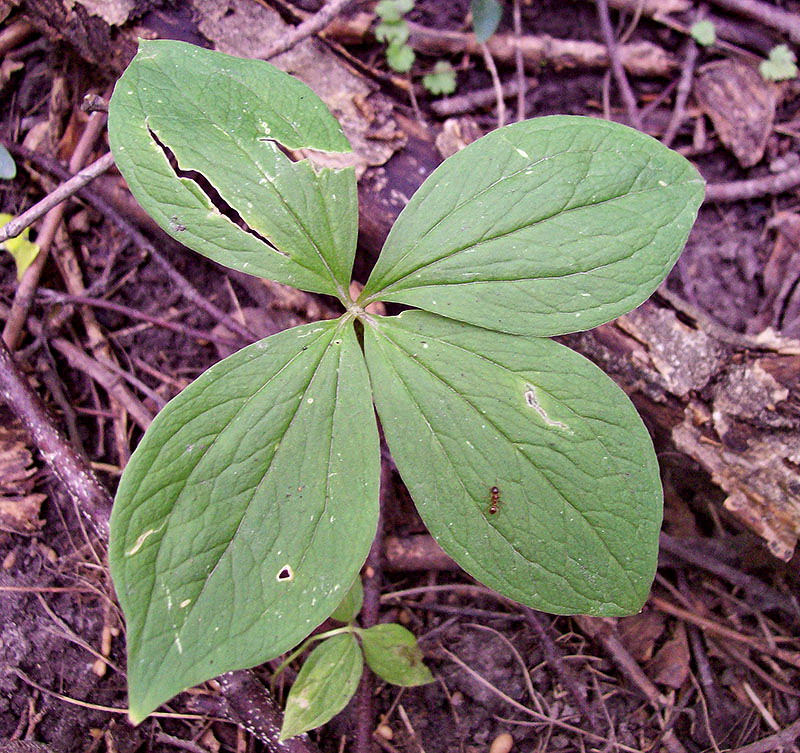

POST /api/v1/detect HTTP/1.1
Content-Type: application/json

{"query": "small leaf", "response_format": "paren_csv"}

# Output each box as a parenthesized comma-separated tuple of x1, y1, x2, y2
(376, 0, 413, 20)
(690, 20, 716, 47)
(110, 319, 380, 722)
(0, 214, 40, 279)
(386, 42, 415, 73)
(109, 40, 357, 302)
(760, 44, 798, 81)
(364, 311, 662, 616)
(375, 20, 410, 46)
(360, 624, 434, 686)
(360, 116, 704, 337)
(471, 0, 503, 43)
(0, 145, 16, 180)
(330, 577, 364, 623)
(423, 61, 457, 96)
(280, 633, 363, 741)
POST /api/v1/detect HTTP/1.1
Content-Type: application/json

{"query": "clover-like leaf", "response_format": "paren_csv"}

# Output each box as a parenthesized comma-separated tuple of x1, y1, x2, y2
(364, 310, 662, 616)
(109, 319, 380, 722)
(360, 115, 704, 337)
(280, 633, 363, 741)
(760, 44, 798, 82)
(109, 40, 357, 301)
(360, 624, 434, 686)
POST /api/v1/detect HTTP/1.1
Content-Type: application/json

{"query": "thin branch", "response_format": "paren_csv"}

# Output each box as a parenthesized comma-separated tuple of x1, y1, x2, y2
(512, 0, 527, 122)
(661, 35, 698, 147)
(480, 42, 507, 128)
(0, 337, 111, 539)
(595, 0, 643, 129)
(257, 0, 356, 60)
(706, 0, 800, 44)
(0, 152, 115, 244)
(705, 164, 800, 202)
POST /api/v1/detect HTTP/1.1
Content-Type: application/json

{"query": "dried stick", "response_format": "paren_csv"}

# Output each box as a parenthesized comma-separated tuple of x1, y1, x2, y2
(512, 0, 527, 122)
(595, 0, 643, 129)
(725, 717, 800, 753)
(0, 337, 110, 539)
(217, 671, 321, 753)
(430, 78, 529, 117)
(704, 164, 800, 202)
(3, 112, 109, 349)
(0, 152, 115, 244)
(706, 0, 800, 44)
(524, 609, 598, 728)
(354, 462, 389, 753)
(256, 0, 356, 60)
(0, 19, 35, 57)
(661, 35, 699, 147)
(480, 42, 507, 128)
(38, 290, 240, 349)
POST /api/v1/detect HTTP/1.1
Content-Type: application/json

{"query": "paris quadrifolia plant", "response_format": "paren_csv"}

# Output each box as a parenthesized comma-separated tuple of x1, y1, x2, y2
(108, 40, 704, 738)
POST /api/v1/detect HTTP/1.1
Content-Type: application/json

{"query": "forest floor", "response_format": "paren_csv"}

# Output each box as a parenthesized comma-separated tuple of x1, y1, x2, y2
(1, 1, 800, 752)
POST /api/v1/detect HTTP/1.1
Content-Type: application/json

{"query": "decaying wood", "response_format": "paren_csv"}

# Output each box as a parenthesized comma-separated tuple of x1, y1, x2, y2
(566, 299, 800, 561)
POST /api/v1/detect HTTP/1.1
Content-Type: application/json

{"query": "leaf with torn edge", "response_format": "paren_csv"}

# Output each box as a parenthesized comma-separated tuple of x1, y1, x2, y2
(108, 40, 357, 301)
(364, 310, 662, 616)
(109, 319, 380, 722)
(359, 116, 704, 337)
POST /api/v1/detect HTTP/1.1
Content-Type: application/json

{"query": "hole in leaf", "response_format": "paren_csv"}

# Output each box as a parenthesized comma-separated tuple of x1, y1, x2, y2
(277, 565, 294, 582)
(148, 126, 288, 257)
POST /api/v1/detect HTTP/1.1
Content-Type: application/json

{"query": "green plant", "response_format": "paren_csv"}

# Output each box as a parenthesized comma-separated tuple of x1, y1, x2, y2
(760, 44, 798, 81)
(375, 0, 415, 73)
(276, 579, 432, 740)
(689, 20, 716, 47)
(108, 40, 704, 728)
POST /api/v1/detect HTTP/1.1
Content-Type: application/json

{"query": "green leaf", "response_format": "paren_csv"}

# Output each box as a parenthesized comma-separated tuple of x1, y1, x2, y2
(375, 19, 410, 46)
(360, 624, 434, 686)
(689, 20, 716, 47)
(760, 44, 798, 81)
(330, 577, 364, 623)
(0, 145, 16, 179)
(376, 0, 413, 21)
(109, 319, 380, 722)
(360, 116, 704, 337)
(108, 40, 357, 302)
(471, 0, 503, 43)
(280, 633, 363, 740)
(363, 311, 662, 616)
(423, 61, 457, 96)
(386, 42, 415, 73)
(0, 214, 40, 279)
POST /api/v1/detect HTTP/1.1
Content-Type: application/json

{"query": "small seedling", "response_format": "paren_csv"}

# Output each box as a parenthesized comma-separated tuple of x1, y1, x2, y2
(375, 0, 415, 73)
(108, 40, 704, 729)
(760, 44, 798, 81)
(422, 60, 457, 95)
(690, 20, 716, 47)
(276, 579, 432, 739)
